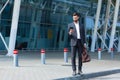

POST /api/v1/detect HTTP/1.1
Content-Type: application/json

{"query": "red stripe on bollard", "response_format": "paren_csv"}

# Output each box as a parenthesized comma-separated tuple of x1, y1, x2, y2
(98, 48, 102, 51)
(111, 48, 114, 51)
(13, 50, 18, 54)
(64, 48, 68, 52)
(41, 49, 45, 54)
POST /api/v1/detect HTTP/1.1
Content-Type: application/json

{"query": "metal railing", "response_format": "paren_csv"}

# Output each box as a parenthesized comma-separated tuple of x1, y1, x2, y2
(0, 0, 9, 15)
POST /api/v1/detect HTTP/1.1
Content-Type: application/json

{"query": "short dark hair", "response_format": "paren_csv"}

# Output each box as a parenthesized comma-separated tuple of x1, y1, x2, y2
(73, 12, 81, 17)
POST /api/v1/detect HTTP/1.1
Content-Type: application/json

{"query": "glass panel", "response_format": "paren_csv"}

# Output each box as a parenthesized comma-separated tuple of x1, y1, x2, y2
(0, 0, 95, 50)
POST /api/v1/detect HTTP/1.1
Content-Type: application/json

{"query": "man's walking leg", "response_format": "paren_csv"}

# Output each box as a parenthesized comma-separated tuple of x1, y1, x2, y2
(71, 46, 77, 76)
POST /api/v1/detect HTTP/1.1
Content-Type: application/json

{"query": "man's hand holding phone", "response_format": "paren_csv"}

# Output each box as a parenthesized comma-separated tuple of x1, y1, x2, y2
(69, 27, 74, 35)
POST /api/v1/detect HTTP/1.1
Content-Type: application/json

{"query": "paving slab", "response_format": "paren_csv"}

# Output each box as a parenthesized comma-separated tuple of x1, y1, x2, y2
(0, 51, 120, 80)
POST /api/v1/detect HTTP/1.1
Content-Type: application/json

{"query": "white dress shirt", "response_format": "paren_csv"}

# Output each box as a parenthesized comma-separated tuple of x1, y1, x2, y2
(74, 22, 81, 39)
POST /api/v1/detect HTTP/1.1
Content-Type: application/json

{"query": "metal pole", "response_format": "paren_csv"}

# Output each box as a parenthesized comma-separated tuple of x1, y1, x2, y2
(41, 49, 46, 64)
(28, 8, 36, 49)
(0, 5, 1, 26)
(110, 48, 114, 59)
(118, 36, 120, 52)
(98, 48, 102, 60)
(97, 32, 108, 49)
(0, 0, 10, 15)
(102, 0, 111, 49)
(28, 2, 41, 49)
(13, 50, 19, 67)
(0, 33, 8, 50)
(64, 48, 68, 63)
(0, 0, 10, 51)
(7, 0, 21, 56)
(91, 0, 102, 52)
(108, 0, 120, 52)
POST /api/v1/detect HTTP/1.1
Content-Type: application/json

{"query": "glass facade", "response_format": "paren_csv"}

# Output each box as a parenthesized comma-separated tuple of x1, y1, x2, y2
(0, 0, 95, 50)
(0, 0, 119, 51)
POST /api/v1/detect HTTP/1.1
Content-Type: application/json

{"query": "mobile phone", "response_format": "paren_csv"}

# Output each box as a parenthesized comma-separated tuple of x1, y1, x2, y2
(70, 27, 73, 29)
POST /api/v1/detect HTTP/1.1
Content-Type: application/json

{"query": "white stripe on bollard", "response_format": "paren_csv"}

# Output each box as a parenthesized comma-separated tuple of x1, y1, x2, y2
(41, 49, 45, 64)
(98, 48, 102, 60)
(13, 50, 18, 67)
(64, 48, 68, 63)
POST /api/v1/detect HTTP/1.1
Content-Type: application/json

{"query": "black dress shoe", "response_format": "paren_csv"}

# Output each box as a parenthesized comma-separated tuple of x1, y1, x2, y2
(72, 71, 76, 76)
(78, 71, 83, 75)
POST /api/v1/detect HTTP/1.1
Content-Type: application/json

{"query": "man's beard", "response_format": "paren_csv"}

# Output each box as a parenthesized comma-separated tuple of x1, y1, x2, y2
(74, 20, 78, 23)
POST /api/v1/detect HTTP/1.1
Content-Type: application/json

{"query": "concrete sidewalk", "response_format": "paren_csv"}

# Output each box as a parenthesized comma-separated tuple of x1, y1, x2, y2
(0, 51, 120, 80)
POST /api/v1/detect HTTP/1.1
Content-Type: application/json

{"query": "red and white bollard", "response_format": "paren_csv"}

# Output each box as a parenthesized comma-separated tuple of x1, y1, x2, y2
(98, 48, 102, 60)
(64, 48, 68, 63)
(41, 49, 45, 64)
(111, 48, 114, 59)
(13, 49, 18, 67)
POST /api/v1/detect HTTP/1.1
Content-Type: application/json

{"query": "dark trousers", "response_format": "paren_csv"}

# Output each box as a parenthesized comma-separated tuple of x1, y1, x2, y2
(71, 39, 83, 71)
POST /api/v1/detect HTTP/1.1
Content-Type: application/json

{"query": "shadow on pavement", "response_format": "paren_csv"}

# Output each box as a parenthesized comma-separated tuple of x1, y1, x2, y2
(55, 69, 120, 80)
